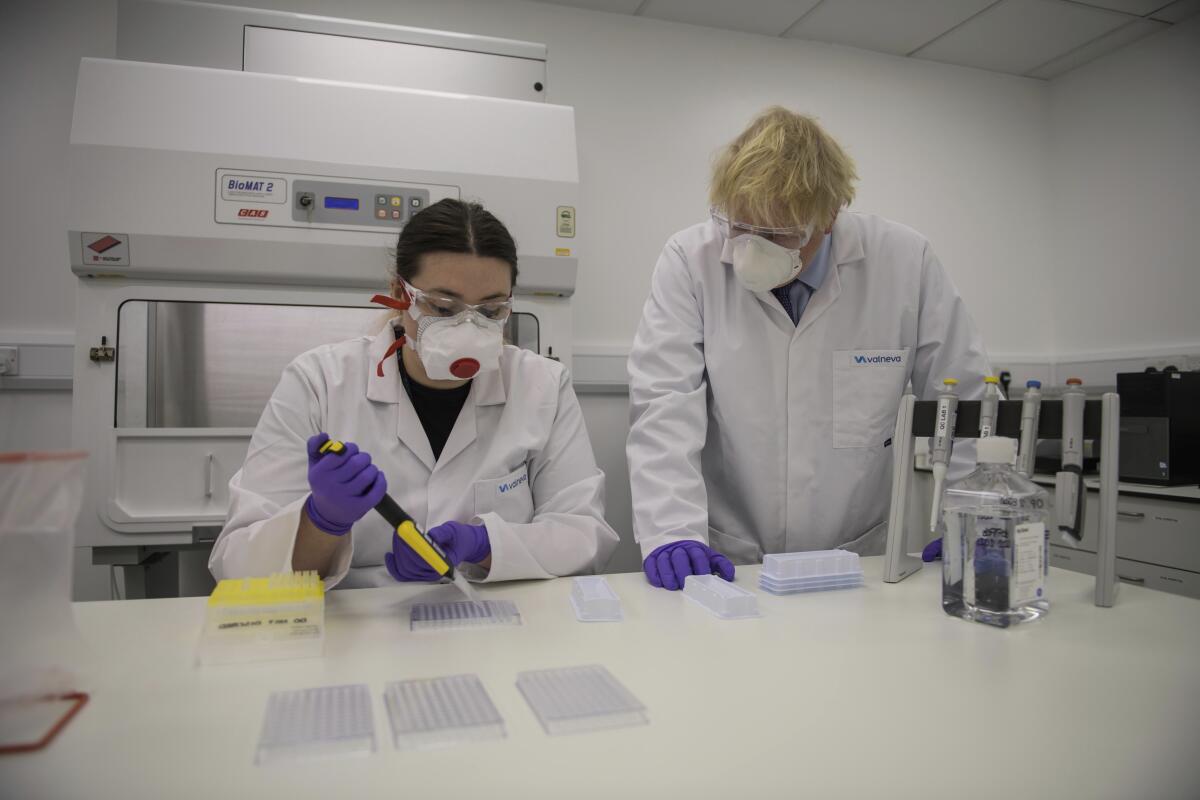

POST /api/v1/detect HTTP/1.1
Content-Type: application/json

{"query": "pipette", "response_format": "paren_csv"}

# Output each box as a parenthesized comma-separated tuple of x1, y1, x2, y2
(979, 376, 1000, 438)
(929, 378, 960, 534)
(1055, 379, 1087, 543)
(317, 439, 482, 603)
(1016, 380, 1042, 477)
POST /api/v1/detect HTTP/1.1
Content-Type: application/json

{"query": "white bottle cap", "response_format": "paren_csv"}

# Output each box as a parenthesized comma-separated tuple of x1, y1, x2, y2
(977, 436, 1016, 464)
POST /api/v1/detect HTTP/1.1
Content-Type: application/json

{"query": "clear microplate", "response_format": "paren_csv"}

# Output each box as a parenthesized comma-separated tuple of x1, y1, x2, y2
(570, 576, 622, 622)
(762, 549, 863, 581)
(384, 674, 505, 751)
(516, 665, 648, 736)
(682, 574, 760, 619)
(410, 599, 521, 631)
(760, 575, 864, 595)
(255, 684, 375, 765)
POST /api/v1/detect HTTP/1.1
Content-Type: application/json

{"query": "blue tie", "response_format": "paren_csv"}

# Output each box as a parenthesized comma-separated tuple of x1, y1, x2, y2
(771, 279, 813, 326)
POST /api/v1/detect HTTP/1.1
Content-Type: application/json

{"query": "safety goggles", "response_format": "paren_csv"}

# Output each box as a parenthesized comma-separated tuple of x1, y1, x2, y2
(398, 278, 514, 323)
(710, 207, 814, 249)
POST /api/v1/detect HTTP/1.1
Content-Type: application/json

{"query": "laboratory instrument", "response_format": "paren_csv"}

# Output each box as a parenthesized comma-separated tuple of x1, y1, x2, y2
(383, 674, 505, 750)
(682, 574, 760, 619)
(1016, 380, 1042, 477)
(1116, 369, 1200, 485)
(317, 439, 480, 603)
(410, 600, 522, 631)
(197, 571, 324, 666)
(979, 375, 1001, 437)
(570, 576, 623, 622)
(67, 9, 579, 596)
(516, 665, 647, 736)
(256, 684, 375, 764)
(882, 391, 1122, 608)
(929, 378, 961, 535)
(941, 437, 1050, 627)
(1056, 379, 1087, 543)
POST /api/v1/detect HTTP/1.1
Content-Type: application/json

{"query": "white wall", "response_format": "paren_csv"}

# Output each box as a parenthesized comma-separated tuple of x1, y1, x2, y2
(1049, 16, 1200, 358)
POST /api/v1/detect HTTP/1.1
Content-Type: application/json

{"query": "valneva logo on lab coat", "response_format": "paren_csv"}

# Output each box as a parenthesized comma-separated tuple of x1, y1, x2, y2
(218, 172, 287, 204)
(834, 349, 909, 369)
(497, 471, 529, 494)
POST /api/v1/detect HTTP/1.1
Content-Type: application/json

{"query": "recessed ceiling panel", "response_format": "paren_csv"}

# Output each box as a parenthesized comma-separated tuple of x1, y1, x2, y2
(786, 0, 995, 56)
(913, 0, 1130, 75)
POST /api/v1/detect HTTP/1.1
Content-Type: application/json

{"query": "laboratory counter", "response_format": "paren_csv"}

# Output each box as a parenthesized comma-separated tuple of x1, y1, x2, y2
(3, 558, 1199, 800)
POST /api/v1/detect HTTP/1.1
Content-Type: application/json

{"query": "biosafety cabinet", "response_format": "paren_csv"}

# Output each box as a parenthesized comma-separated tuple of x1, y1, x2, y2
(68, 4, 581, 595)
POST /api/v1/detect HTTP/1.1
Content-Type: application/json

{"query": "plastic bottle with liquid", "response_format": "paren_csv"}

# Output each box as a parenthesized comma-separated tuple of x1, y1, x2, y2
(941, 437, 1051, 628)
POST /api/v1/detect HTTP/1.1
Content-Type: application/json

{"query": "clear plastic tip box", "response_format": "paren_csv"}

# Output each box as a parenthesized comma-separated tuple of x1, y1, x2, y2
(760, 550, 863, 595)
(198, 571, 324, 666)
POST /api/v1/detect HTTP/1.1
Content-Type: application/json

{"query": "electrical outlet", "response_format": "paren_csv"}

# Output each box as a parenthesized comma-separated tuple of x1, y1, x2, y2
(0, 346, 17, 376)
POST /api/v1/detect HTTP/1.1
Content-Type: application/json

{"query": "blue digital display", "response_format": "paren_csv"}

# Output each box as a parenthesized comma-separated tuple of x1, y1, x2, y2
(324, 196, 359, 210)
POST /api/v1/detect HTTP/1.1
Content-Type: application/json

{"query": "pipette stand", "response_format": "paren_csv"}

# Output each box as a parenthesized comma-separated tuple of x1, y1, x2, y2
(883, 393, 1121, 608)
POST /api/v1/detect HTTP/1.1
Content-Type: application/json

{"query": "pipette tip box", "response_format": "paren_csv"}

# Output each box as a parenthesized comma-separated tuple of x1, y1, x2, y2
(198, 571, 324, 666)
(255, 684, 375, 765)
(410, 599, 522, 631)
(570, 576, 622, 622)
(384, 674, 505, 750)
(758, 550, 864, 595)
(683, 574, 760, 619)
(516, 665, 647, 736)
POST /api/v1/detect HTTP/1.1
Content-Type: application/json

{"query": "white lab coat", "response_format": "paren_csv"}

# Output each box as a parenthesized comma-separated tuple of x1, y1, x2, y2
(627, 211, 989, 563)
(211, 326, 619, 588)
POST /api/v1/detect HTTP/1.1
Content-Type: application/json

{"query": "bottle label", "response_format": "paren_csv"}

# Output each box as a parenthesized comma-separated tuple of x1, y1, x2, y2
(1012, 522, 1046, 606)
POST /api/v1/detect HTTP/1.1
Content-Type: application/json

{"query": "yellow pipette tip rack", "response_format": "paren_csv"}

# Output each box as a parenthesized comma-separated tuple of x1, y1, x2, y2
(198, 572, 325, 666)
(983, 375, 999, 384)
(208, 571, 324, 607)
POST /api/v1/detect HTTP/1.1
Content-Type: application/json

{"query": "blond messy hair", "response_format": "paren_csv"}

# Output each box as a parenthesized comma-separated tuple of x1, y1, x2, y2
(710, 107, 858, 230)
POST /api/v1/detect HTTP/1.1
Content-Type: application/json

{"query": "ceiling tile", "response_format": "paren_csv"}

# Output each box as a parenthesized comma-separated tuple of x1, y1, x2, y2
(527, 0, 646, 13)
(1149, 0, 1200, 21)
(640, 0, 822, 36)
(913, 0, 1131, 75)
(1070, 0, 1176, 14)
(784, 0, 995, 56)
(1026, 17, 1168, 77)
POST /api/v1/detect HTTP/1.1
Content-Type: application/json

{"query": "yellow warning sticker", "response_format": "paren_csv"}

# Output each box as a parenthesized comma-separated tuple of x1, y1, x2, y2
(555, 248, 571, 256)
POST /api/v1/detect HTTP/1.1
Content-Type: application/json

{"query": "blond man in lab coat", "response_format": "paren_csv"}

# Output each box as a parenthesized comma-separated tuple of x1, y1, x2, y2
(628, 107, 988, 589)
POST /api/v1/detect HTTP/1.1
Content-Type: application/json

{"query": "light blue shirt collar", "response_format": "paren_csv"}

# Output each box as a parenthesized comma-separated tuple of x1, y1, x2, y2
(798, 231, 833, 293)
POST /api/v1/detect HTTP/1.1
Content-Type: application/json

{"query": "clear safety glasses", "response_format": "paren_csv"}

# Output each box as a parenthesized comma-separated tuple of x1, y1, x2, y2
(710, 207, 814, 250)
(398, 278, 514, 323)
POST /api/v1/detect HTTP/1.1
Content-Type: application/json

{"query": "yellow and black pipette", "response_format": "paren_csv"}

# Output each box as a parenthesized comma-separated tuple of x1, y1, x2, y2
(317, 439, 480, 601)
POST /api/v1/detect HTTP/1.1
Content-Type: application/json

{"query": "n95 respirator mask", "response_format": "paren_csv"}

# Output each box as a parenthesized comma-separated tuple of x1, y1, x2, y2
(720, 234, 803, 293)
(413, 313, 503, 381)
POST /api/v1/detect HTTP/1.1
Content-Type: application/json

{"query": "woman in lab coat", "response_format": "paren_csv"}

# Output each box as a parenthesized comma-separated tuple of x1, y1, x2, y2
(210, 199, 619, 587)
(627, 107, 990, 589)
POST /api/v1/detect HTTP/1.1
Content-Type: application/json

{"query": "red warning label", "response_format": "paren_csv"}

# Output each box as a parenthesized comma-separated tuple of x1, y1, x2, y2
(81, 232, 130, 267)
(87, 235, 122, 254)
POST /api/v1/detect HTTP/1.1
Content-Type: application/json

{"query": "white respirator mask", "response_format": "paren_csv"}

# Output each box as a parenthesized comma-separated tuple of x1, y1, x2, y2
(712, 207, 814, 293)
(720, 234, 804, 293)
(412, 312, 504, 381)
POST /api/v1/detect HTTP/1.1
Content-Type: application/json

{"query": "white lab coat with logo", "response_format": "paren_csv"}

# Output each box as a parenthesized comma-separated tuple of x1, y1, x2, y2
(210, 327, 619, 588)
(627, 211, 989, 563)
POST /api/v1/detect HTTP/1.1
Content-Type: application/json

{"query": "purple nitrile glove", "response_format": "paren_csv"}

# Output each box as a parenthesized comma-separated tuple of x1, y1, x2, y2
(384, 521, 491, 583)
(922, 537, 943, 562)
(303, 433, 387, 535)
(643, 540, 735, 591)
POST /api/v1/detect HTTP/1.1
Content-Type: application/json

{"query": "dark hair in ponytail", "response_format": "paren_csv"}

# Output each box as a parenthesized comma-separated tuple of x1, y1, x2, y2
(394, 198, 518, 285)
